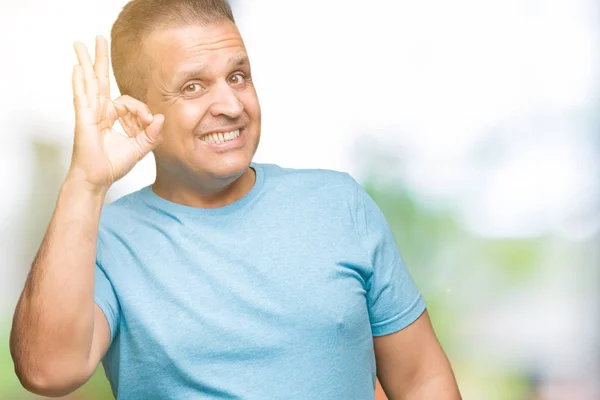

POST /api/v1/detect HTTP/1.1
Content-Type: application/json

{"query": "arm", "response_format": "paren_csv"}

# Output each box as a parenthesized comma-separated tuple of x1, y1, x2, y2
(10, 180, 112, 396)
(374, 310, 461, 399)
(9, 36, 164, 396)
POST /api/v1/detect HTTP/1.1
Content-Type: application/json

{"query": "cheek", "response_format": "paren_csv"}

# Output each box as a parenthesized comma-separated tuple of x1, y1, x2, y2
(157, 103, 207, 155)
(165, 101, 208, 133)
(241, 91, 261, 120)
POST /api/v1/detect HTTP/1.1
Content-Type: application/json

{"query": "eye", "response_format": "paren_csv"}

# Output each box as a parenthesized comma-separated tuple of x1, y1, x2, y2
(228, 73, 246, 86)
(183, 83, 202, 94)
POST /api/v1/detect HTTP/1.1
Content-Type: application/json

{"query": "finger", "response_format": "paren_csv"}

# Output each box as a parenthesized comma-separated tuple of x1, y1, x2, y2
(118, 113, 145, 138)
(73, 42, 96, 99)
(72, 64, 88, 110)
(145, 114, 165, 143)
(134, 114, 165, 153)
(94, 36, 110, 98)
(112, 95, 154, 124)
(110, 102, 138, 137)
(113, 95, 153, 138)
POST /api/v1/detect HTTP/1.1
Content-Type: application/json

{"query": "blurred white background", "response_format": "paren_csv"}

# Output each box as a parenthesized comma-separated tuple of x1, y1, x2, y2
(1, 1, 598, 398)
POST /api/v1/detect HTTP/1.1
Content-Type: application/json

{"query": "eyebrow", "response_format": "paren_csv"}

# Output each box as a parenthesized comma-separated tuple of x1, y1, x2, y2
(228, 55, 250, 68)
(171, 55, 250, 86)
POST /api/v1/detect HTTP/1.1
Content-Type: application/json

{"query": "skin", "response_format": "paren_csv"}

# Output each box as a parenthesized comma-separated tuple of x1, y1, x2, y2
(10, 19, 461, 399)
(145, 22, 261, 208)
(374, 311, 462, 399)
(9, 34, 165, 396)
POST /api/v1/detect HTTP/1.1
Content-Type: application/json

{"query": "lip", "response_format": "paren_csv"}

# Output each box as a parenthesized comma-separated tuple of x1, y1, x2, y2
(196, 127, 246, 150)
(199, 126, 245, 137)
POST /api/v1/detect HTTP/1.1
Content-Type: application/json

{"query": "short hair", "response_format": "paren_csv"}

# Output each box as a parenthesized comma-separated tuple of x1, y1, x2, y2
(110, 0, 235, 101)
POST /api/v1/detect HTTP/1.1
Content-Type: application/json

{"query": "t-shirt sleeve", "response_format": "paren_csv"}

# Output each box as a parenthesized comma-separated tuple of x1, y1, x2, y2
(94, 262, 120, 343)
(352, 178, 426, 337)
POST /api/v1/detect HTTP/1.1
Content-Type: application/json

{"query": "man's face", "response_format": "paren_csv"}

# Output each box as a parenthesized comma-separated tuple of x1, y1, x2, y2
(143, 20, 261, 181)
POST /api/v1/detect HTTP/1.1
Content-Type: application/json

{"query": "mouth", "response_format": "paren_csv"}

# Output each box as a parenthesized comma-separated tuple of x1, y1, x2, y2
(197, 128, 246, 150)
(199, 128, 241, 144)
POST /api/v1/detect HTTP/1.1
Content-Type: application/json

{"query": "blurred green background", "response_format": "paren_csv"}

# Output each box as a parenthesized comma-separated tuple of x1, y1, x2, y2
(1, 0, 598, 399)
(1, 142, 597, 399)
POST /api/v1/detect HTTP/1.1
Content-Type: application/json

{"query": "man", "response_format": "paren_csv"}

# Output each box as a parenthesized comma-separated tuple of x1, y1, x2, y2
(10, 0, 461, 398)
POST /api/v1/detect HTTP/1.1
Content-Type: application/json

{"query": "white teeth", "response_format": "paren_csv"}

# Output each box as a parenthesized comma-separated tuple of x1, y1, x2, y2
(200, 129, 240, 143)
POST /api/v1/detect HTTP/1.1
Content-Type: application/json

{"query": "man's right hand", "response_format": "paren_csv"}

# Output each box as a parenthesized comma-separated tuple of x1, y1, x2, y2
(10, 35, 163, 397)
(70, 36, 165, 193)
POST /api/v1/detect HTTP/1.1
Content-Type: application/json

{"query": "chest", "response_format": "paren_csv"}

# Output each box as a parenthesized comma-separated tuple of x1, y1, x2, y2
(110, 222, 373, 365)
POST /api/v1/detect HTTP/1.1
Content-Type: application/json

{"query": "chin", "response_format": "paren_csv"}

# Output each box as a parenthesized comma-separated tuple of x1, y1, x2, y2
(198, 154, 253, 180)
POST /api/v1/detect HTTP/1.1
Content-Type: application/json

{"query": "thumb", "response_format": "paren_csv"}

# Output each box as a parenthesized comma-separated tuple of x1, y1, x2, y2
(135, 114, 165, 154)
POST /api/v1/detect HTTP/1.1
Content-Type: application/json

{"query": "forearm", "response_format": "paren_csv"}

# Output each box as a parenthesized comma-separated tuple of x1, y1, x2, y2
(402, 371, 462, 400)
(10, 175, 106, 386)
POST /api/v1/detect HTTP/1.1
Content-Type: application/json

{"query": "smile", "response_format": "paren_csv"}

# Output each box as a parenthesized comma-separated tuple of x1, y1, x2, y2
(199, 129, 240, 144)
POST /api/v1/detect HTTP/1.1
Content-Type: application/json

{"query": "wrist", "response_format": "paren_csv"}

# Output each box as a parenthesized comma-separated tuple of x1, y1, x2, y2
(63, 169, 110, 198)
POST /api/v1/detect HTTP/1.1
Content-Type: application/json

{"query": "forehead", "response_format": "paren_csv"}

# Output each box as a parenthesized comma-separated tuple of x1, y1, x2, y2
(144, 21, 248, 85)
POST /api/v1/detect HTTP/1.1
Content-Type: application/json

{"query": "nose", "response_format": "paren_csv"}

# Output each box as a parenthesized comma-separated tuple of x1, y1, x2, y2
(208, 81, 244, 119)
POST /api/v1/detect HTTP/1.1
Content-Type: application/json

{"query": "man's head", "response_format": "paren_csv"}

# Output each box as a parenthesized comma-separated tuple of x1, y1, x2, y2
(111, 0, 261, 184)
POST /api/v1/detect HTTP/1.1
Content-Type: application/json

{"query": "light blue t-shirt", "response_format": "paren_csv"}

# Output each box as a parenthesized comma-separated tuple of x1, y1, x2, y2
(94, 163, 426, 399)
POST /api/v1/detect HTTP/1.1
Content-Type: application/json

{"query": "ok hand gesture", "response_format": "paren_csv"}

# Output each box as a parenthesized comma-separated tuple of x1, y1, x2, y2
(70, 36, 164, 192)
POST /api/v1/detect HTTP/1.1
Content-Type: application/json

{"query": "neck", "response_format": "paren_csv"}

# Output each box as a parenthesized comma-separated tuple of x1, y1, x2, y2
(152, 166, 256, 209)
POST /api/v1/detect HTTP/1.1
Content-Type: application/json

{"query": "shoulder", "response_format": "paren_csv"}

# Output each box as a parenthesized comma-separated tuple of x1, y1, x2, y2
(258, 162, 361, 197)
(255, 163, 369, 229)
(98, 186, 150, 235)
